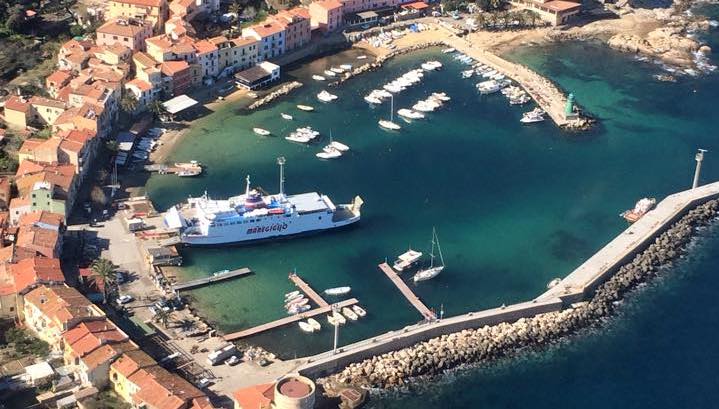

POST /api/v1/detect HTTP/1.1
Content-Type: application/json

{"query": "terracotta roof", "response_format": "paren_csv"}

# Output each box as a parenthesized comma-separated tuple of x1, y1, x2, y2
(4, 96, 30, 113)
(16, 160, 76, 178)
(542, 0, 581, 12)
(81, 340, 137, 370)
(18, 211, 65, 230)
(232, 383, 275, 409)
(311, 0, 343, 11)
(59, 138, 85, 155)
(98, 20, 150, 37)
(110, 0, 165, 7)
(29, 96, 66, 109)
(209, 36, 230, 46)
(231, 37, 258, 48)
(288, 7, 311, 19)
(16, 225, 60, 258)
(63, 129, 96, 145)
(247, 22, 286, 38)
(0, 263, 14, 297)
(126, 78, 153, 92)
(24, 285, 103, 328)
(111, 349, 157, 378)
(47, 70, 73, 86)
(19, 139, 44, 156)
(146, 35, 173, 51)
(134, 51, 159, 68)
(193, 40, 217, 54)
(9, 257, 63, 294)
(130, 365, 207, 409)
(161, 60, 189, 76)
(63, 319, 129, 359)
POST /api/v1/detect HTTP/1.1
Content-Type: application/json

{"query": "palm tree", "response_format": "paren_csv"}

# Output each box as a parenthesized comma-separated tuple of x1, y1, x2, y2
(229, 1, 242, 34)
(120, 91, 139, 115)
(154, 309, 173, 328)
(91, 258, 115, 304)
(148, 100, 167, 120)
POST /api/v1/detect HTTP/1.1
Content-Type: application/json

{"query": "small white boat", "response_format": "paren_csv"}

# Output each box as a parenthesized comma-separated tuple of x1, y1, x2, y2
(284, 290, 300, 299)
(297, 104, 314, 112)
(317, 90, 338, 102)
(330, 67, 344, 74)
(316, 148, 342, 159)
(393, 248, 423, 271)
(342, 307, 359, 321)
(352, 305, 367, 317)
(412, 101, 435, 112)
(379, 119, 401, 130)
(324, 286, 351, 296)
(397, 108, 424, 120)
(340, 64, 353, 70)
(285, 297, 308, 309)
(521, 108, 545, 124)
(462, 70, 474, 79)
(288, 304, 311, 315)
(286, 134, 312, 143)
(413, 228, 445, 283)
(442, 48, 456, 54)
(327, 314, 340, 326)
(253, 128, 271, 136)
(298, 321, 315, 332)
(312, 75, 326, 81)
(383, 83, 404, 93)
(281, 113, 293, 120)
(432, 92, 451, 102)
(364, 95, 383, 104)
(307, 318, 322, 331)
(376, 89, 392, 99)
(357, 55, 368, 60)
(324, 70, 336, 77)
(329, 140, 349, 152)
(333, 311, 347, 325)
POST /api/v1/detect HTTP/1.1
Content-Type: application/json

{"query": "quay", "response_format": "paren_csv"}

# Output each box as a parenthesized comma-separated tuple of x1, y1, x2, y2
(294, 181, 719, 377)
(223, 298, 359, 341)
(171, 268, 252, 292)
(289, 273, 329, 308)
(378, 262, 436, 320)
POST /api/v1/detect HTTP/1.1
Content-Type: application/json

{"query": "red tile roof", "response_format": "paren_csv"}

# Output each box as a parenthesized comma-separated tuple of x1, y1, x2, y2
(18, 211, 65, 230)
(63, 319, 129, 359)
(232, 383, 275, 409)
(16, 225, 60, 258)
(542, 0, 581, 12)
(81, 340, 137, 370)
(110, 0, 165, 7)
(311, 0, 343, 11)
(24, 285, 103, 329)
(10, 257, 64, 294)
(47, 70, 73, 86)
(127, 78, 153, 92)
(98, 20, 150, 37)
(130, 365, 208, 409)
(4, 96, 30, 113)
(161, 60, 189, 76)
(247, 21, 286, 37)
(111, 349, 157, 379)
(193, 40, 218, 54)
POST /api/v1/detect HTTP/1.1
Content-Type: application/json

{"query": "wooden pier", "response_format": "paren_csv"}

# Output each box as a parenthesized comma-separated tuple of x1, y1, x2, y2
(171, 268, 252, 292)
(223, 298, 359, 341)
(378, 262, 436, 320)
(289, 273, 329, 308)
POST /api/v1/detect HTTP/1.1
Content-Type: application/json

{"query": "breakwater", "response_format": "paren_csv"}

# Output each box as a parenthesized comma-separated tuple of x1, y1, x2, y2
(247, 81, 303, 110)
(317, 199, 719, 389)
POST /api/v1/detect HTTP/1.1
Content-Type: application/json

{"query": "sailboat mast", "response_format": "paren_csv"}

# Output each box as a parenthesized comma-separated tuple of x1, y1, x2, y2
(435, 228, 445, 266)
(390, 95, 394, 122)
(428, 229, 436, 268)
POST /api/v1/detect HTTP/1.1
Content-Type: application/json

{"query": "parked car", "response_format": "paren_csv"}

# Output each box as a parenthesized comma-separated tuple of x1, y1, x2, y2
(116, 295, 133, 305)
(197, 378, 213, 388)
(225, 356, 240, 366)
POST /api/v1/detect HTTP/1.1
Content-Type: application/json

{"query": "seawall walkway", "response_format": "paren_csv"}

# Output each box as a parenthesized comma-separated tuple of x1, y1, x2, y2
(295, 181, 719, 377)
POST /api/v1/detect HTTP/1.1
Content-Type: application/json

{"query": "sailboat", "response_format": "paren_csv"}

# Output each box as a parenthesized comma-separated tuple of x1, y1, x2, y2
(379, 94, 401, 131)
(413, 228, 445, 282)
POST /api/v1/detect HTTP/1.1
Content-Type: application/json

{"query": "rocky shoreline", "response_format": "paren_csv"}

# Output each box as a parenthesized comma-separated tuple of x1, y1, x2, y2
(246, 81, 303, 110)
(319, 199, 719, 391)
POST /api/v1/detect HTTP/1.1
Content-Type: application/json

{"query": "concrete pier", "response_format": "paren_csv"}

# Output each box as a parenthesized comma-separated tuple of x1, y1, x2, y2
(378, 263, 436, 320)
(289, 273, 329, 308)
(171, 268, 252, 292)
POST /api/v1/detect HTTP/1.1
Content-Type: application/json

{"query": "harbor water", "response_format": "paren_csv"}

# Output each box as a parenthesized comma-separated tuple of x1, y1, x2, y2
(146, 6, 719, 406)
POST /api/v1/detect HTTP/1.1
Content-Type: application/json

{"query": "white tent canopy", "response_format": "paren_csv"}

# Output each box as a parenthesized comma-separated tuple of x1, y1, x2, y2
(162, 95, 198, 115)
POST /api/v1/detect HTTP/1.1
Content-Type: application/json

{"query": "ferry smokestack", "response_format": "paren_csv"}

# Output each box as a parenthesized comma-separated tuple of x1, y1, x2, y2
(692, 149, 707, 189)
(277, 156, 286, 196)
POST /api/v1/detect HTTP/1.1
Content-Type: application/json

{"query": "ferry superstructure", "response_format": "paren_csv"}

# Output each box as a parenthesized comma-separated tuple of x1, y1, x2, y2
(164, 158, 363, 246)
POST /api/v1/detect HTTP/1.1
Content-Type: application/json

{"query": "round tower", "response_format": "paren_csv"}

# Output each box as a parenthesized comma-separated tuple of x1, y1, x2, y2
(273, 375, 315, 409)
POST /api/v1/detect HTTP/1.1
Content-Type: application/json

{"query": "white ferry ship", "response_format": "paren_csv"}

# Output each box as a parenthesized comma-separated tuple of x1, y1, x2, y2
(164, 159, 363, 246)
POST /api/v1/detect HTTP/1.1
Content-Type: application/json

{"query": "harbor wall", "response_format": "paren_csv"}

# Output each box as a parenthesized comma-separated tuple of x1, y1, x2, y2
(293, 182, 719, 389)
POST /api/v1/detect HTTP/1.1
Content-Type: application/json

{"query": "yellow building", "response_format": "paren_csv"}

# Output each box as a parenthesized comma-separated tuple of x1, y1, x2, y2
(107, 0, 169, 33)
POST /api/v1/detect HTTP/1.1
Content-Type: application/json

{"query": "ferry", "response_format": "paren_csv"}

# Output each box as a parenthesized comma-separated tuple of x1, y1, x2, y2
(164, 159, 363, 246)
(621, 198, 656, 223)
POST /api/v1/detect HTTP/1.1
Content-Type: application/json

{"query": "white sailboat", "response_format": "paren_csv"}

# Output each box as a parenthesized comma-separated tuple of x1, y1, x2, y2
(379, 94, 401, 131)
(413, 228, 445, 283)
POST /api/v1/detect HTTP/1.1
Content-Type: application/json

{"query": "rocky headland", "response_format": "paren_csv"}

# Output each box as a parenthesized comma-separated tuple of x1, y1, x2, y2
(319, 200, 719, 391)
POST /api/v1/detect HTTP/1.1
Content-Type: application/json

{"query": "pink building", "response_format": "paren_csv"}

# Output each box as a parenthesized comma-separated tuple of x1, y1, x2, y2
(96, 19, 153, 52)
(274, 8, 311, 52)
(340, 0, 405, 13)
(309, 0, 344, 33)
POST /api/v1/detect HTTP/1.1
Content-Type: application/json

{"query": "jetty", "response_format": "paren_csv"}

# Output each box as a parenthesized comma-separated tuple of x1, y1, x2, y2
(378, 262, 436, 320)
(223, 298, 359, 341)
(289, 273, 329, 308)
(171, 268, 252, 292)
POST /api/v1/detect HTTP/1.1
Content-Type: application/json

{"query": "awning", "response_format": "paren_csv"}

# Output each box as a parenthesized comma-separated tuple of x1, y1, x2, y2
(356, 11, 379, 19)
(162, 94, 199, 115)
(401, 1, 429, 10)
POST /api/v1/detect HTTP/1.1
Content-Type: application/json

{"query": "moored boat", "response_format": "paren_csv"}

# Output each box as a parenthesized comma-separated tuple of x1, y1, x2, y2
(284, 290, 300, 299)
(323, 70, 336, 77)
(285, 297, 308, 309)
(253, 127, 271, 136)
(340, 64, 353, 70)
(297, 104, 314, 111)
(316, 146, 342, 159)
(621, 198, 657, 223)
(521, 108, 545, 124)
(281, 113, 293, 120)
(329, 140, 350, 152)
(342, 307, 359, 321)
(324, 286, 351, 296)
(413, 228, 445, 283)
(379, 95, 401, 131)
(288, 304, 311, 315)
(298, 321, 315, 332)
(352, 305, 367, 317)
(317, 90, 338, 102)
(393, 248, 423, 271)
(307, 318, 322, 331)
(397, 108, 425, 120)
(312, 75, 326, 81)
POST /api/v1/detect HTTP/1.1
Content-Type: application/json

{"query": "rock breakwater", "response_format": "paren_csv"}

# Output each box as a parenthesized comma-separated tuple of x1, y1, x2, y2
(319, 200, 719, 390)
(247, 81, 303, 110)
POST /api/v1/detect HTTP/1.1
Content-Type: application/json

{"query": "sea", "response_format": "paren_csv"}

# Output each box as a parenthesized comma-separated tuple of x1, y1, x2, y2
(145, 5, 719, 408)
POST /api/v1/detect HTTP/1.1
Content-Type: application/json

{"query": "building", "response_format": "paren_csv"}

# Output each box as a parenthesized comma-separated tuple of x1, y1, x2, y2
(234, 62, 280, 90)
(46, 71, 74, 99)
(23, 284, 105, 349)
(274, 8, 311, 52)
(2, 96, 31, 129)
(97, 19, 154, 52)
(161, 60, 192, 96)
(107, 0, 170, 33)
(0, 257, 64, 319)
(230, 37, 259, 71)
(340, 0, 403, 13)
(0, 177, 10, 210)
(232, 375, 316, 409)
(193, 39, 219, 80)
(509, 0, 581, 25)
(209, 36, 234, 74)
(242, 22, 286, 61)
(309, 0, 344, 33)
(125, 78, 157, 111)
(15, 220, 63, 258)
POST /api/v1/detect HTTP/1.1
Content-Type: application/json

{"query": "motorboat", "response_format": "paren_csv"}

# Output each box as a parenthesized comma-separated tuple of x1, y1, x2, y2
(621, 198, 657, 223)
(393, 248, 423, 271)
(340, 64, 353, 70)
(397, 108, 425, 120)
(462, 70, 474, 79)
(423, 98, 442, 109)
(312, 75, 326, 81)
(352, 305, 367, 317)
(252, 128, 270, 136)
(298, 321, 315, 332)
(421, 61, 442, 71)
(316, 147, 342, 159)
(357, 55, 368, 60)
(323, 70, 336, 77)
(285, 297, 308, 309)
(324, 286, 351, 296)
(330, 67, 344, 74)
(317, 90, 338, 102)
(383, 83, 404, 93)
(441, 48, 456, 54)
(288, 304, 311, 315)
(477, 80, 503, 94)
(286, 134, 312, 143)
(412, 101, 435, 112)
(509, 95, 531, 105)
(432, 92, 451, 102)
(307, 318, 322, 331)
(520, 108, 545, 124)
(281, 113, 293, 120)
(284, 290, 300, 299)
(376, 89, 392, 99)
(365, 95, 383, 104)
(177, 169, 201, 177)
(342, 307, 359, 321)
(332, 311, 347, 325)
(413, 228, 445, 283)
(327, 314, 340, 326)
(329, 140, 350, 152)
(297, 104, 314, 111)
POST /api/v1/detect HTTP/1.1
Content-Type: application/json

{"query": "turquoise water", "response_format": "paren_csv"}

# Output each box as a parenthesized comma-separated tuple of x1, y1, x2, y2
(145, 9, 719, 402)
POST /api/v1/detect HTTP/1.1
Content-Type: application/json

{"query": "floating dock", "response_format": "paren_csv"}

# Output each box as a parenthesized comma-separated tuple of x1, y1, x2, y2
(378, 262, 436, 320)
(223, 298, 359, 341)
(289, 273, 329, 308)
(171, 268, 252, 292)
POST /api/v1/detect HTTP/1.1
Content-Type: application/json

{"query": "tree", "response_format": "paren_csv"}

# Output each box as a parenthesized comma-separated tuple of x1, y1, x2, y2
(120, 91, 138, 115)
(148, 100, 167, 120)
(5, 5, 26, 33)
(91, 258, 115, 304)
(229, 1, 242, 34)
(69, 24, 85, 37)
(91, 186, 108, 207)
(154, 309, 173, 327)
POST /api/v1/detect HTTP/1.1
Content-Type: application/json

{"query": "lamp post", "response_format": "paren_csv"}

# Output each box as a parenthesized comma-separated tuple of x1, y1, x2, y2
(692, 149, 707, 189)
